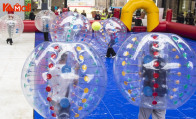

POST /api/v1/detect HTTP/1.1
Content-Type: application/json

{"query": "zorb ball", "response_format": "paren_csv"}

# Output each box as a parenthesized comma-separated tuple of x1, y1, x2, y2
(114, 33, 196, 109)
(0, 14, 24, 40)
(50, 12, 92, 42)
(21, 42, 107, 118)
(35, 10, 56, 32)
(93, 17, 127, 57)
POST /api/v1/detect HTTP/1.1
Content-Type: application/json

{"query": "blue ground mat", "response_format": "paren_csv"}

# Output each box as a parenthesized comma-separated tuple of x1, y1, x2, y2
(34, 32, 196, 119)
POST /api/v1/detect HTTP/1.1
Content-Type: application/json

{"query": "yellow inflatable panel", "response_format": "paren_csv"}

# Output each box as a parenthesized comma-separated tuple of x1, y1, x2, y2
(120, 0, 159, 32)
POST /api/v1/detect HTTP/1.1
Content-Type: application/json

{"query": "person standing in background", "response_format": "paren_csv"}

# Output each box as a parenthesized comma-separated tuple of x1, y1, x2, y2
(55, 9, 59, 15)
(185, 14, 188, 24)
(136, 9, 141, 17)
(74, 8, 78, 13)
(141, 10, 146, 19)
(57, 7, 62, 15)
(101, 9, 107, 20)
(135, 16, 143, 26)
(176, 12, 184, 24)
(51, 6, 55, 12)
(81, 10, 87, 17)
(107, 12, 113, 19)
(189, 13, 195, 25)
(29, 9, 36, 20)
(94, 11, 101, 20)
(185, 12, 190, 24)
(105, 8, 108, 15)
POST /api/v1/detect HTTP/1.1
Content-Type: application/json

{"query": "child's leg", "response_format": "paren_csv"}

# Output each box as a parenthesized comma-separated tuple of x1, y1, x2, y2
(6, 38, 10, 44)
(58, 86, 71, 119)
(138, 107, 153, 119)
(10, 38, 13, 43)
(58, 106, 70, 119)
(9, 38, 13, 45)
(110, 48, 116, 56)
(44, 32, 49, 41)
(152, 109, 166, 119)
(106, 48, 111, 57)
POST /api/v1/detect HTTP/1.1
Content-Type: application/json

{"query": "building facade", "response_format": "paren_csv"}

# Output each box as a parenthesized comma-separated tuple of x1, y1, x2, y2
(31, 0, 195, 19)
(157, 0, 195, 18)
(95, 0, 127, 9)
(94, 0, 195, 18)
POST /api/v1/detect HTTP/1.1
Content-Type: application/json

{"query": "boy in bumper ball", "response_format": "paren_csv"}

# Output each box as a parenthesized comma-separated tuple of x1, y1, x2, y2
(45, 52, 80, 118)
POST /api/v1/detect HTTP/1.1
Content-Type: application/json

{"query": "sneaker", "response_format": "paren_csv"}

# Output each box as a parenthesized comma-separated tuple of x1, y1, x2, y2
(105, 56, 109, 58)
(112, 56, 116, 58)
(6, 39, 9, 44)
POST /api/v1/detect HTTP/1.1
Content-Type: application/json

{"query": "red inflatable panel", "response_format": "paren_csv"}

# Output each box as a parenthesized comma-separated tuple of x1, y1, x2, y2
(152, 23, 166, 32)
(113, 8, 120, 19)
(89, 20, 100, 25)
(166, 22, 196, 40)
(159, 21, 167, 24)
(132, 26, 147, 32)
(23, 20, 39, 32)
(166, 9, 172, 22)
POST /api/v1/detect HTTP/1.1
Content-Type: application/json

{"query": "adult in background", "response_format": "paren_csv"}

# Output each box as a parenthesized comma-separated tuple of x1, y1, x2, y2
(57, 7, 62, 15)
(81, 10, 87, 17)
(55, 9, 59, 15)
(185, 12, 190, 24)
(105, 8, 108, 15)
(176, 12, 184, 24)
(94, 11, 101, 20)
(141, 10, 146, 19)
(136, 9, 141, 17)
(134, 9, 142, 26)
(107, 11, 113, 19)
(101, 9, 107, 20)
(74, 8, 78, 13)
(29, 9, 36, 20)
(189, 13, 195, 25)
(51, 6, 55, 12)
(135, 16, 143, 26)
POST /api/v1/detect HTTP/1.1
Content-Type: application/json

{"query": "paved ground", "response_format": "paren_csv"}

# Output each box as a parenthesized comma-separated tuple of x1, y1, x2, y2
(0, 33, 34, 119)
